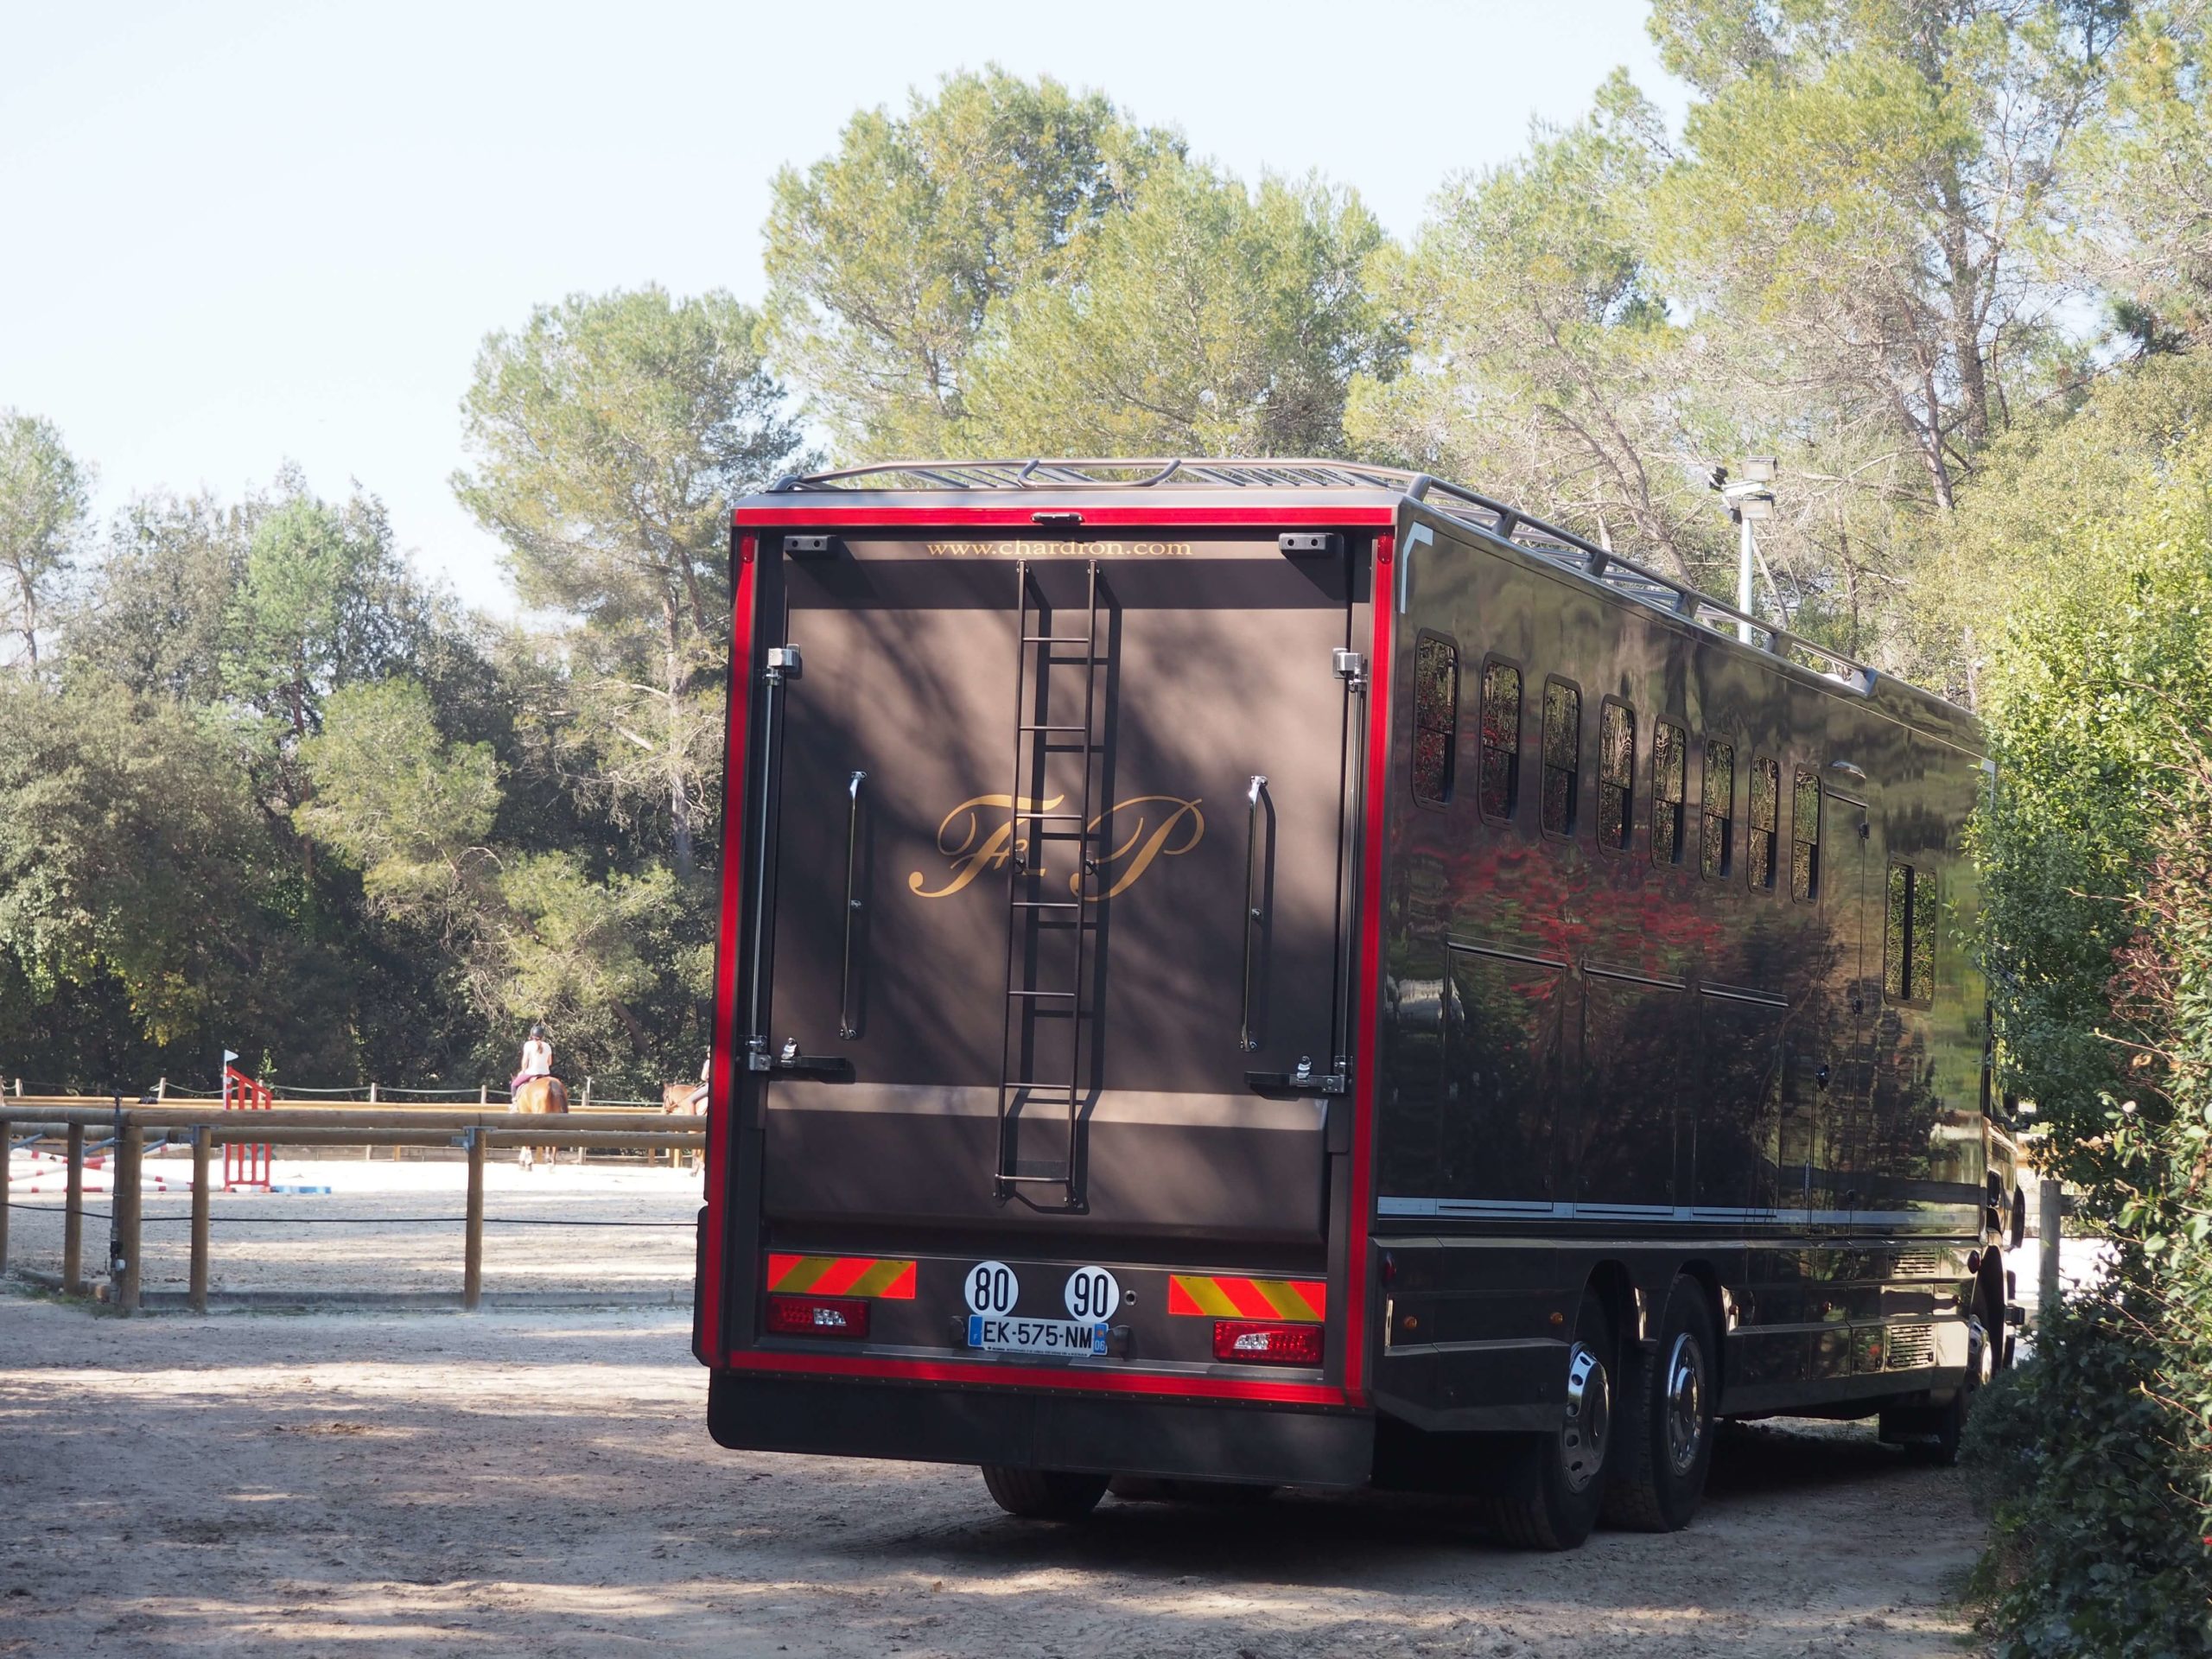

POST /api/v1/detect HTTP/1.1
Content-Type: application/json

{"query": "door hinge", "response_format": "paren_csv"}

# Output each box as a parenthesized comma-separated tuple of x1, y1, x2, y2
(1332, 648, 1366, 688)
(1245, 1054, 1348, 1096)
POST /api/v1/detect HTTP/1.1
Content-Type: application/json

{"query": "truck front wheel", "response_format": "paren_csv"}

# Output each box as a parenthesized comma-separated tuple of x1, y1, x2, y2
(980, 1465, 1109, 1521)
(1483, 1290, 1616, 1550)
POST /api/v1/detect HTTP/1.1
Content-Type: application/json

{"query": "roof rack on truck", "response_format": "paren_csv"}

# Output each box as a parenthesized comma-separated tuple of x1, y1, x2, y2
(764, 458, 1883, 699)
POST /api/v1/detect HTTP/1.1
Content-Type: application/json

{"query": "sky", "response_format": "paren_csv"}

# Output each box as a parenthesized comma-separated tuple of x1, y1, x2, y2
(0, 0, 1683, 618)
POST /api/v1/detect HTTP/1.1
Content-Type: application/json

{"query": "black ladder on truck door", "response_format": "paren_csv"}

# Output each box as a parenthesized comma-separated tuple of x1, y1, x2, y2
(995, 557, 1103, 1207)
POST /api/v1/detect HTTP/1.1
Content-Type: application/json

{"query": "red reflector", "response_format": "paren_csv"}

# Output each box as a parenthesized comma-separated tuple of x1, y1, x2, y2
(766, 1294, 869, 1338)
(1213, 1319, 1325, 1365)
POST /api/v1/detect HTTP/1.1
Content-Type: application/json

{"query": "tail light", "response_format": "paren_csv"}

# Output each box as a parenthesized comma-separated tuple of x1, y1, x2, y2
(1213, 1320, 1324, 1365)
(766, 1294, 869, 1338)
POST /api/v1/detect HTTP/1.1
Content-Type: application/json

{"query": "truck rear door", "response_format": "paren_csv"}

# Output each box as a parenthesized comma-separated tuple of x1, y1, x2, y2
(755, 531, 1353, 1249)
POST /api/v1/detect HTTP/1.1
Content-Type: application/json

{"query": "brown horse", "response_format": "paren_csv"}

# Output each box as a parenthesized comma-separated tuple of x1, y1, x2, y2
(511, 1075, 569, 1171)
(661, 1079, 707, 1171)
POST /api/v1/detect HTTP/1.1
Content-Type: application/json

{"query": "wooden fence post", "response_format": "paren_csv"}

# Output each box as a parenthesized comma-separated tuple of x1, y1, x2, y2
(2038, 1175, 2063, 1324)
(189, 1125, 211, 1314)
(479, 1083, 487, 1107)
(63, 1123, 84, 1294)
(463, 1128, 485, 1312)
(112, 1125, 142, 1314)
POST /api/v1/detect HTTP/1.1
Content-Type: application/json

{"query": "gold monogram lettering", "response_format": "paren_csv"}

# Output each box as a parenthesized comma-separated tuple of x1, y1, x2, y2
(907, 794, 1064, 899)
(1088, 796, 1206, 898)
(907, 792, 1205, 899)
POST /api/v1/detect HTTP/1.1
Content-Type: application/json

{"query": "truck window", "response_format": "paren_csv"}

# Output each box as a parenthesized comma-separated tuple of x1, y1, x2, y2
(1598, 700, 1635, 853)
(1413, 633, 1458, 808)
(1748, 755, 1779, 892)
(1790, 766, 1821, 901)
(1701, 740, 1734, 879)
(1479, 659, 1522, 821)
(1541, 679, 1580, 836)
(1652, 720, 1687, 866)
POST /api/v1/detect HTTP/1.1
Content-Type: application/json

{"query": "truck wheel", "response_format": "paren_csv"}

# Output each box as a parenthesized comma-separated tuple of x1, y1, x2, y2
(1603, 1279, 1717, 1532)
(980, 1465, 1109, 1521)
(1483, 1291, 1615, 1550)
(1881, 1281, 1996, 1465)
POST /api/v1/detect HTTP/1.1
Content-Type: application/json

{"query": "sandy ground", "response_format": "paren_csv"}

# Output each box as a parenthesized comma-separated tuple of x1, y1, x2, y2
(0, 1294, 1993, 1659)
(3, 1154, 699, 1300)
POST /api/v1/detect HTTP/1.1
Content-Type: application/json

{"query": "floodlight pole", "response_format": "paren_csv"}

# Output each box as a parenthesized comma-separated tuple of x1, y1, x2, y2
(1737, 515, 1757, 646)
(1714, 456, 1777, 646)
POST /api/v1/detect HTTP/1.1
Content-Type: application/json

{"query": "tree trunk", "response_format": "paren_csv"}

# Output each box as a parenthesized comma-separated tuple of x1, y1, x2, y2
(1938, 168, 1991, 449)
(664, 592, 695, 881)
(12, 565, 36, 670)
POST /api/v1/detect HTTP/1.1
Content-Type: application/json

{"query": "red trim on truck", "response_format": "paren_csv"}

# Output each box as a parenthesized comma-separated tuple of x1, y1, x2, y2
(717, 1347, 1351, 1407)
(700, 535, 758, 1360)
(1344, 532, 1395, 1405)
(732, 505, 1396, 529)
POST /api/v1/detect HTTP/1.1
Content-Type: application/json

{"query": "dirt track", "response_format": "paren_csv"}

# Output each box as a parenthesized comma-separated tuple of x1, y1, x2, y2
(0, 1294, 1985, 1658)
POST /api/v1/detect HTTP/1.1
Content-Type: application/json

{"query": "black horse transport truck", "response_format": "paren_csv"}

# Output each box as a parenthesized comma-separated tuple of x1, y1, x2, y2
(694, 460, 2024, 1549)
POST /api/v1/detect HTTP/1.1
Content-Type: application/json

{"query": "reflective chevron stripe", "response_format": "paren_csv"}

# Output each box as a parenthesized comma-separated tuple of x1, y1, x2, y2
(766, 1254, 918, 1299)
(1166, 1274, 1325, 1322)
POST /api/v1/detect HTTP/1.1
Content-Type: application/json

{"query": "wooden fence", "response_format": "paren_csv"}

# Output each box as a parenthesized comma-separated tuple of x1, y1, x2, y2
(0, 1103, 703, 1315)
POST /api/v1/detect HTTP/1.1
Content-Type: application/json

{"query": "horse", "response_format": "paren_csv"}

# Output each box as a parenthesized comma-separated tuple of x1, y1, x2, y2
(661, 1079, 707, 1170)
(510, 1075, 569, 1171)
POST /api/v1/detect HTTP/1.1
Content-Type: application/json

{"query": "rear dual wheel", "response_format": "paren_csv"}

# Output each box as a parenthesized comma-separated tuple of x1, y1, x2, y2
(1603, 1280, 1719, 1532)
(980, 1465, 1109, 1521)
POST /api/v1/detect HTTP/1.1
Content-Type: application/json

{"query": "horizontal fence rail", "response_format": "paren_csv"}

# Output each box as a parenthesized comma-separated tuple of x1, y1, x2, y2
(1, 1103, 703, 1314)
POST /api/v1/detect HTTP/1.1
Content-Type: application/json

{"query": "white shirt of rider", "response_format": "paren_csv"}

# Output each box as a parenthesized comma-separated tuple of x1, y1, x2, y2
(521, 1038, 552, 1077)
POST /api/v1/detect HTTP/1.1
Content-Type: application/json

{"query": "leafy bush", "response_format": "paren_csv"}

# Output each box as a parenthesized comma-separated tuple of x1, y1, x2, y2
(1969, 430, 2212, 1652)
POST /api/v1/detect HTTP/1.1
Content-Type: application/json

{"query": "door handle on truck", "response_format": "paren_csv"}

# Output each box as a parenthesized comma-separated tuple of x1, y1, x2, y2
(838, 770, 866, 1039)
(1240, 774, 1267, 1052)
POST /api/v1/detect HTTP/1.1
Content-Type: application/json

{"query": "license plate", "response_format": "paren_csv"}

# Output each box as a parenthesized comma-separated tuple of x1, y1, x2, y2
(967, 1314, 1109, 1356)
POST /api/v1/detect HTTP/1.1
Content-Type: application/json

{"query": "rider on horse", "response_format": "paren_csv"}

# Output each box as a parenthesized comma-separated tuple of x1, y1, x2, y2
(512, 1023, 552, 1094)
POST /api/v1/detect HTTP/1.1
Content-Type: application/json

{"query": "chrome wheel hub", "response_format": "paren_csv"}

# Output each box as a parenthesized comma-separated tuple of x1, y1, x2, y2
(1663, 1332, 1707, 1478)
(1560, 1342, 1611, 1493)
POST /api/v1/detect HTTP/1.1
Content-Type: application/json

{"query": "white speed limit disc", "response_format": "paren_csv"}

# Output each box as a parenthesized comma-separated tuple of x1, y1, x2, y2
(963, 1261, 1019, 1316)
(1064, 1266, 1121, 1324)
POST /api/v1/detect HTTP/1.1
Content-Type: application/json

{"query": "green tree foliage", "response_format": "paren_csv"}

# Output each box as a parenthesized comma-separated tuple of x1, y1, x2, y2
(0, 410, 92, 672)
(1350, 76, 1713, 575)
(1966, 428, 2212, 1650)
(67, 493, 245, 704)
(1902, 351, 2212, 697)
(490, 852, 689, 1089)
(455, 284, 809, 877)
(964, 167, 1401, 457)
(763, 67, 1174, 457)
(298, 677, 501, 925)
(2075, 4, 2212, 346)
(0, 681, 276, 1046)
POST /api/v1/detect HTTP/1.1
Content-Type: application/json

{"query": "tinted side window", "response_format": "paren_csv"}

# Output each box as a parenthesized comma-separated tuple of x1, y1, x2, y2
(1413, 634, 1458, 808)
(1885, 863, 1910, 1001)
(1597, 701, 1634, 852)
(1541, 681, 1580, 836)
(1478, 660, 1522, 821)
(1912, 863, 1937, 1000)
(1702, 741, 1734, 879)
(1885, 861, 1938, 1002)
(1748, 756, 1779, 892)
(1790, 766, 1821, 901)
(1652, 721, 1687, 866)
